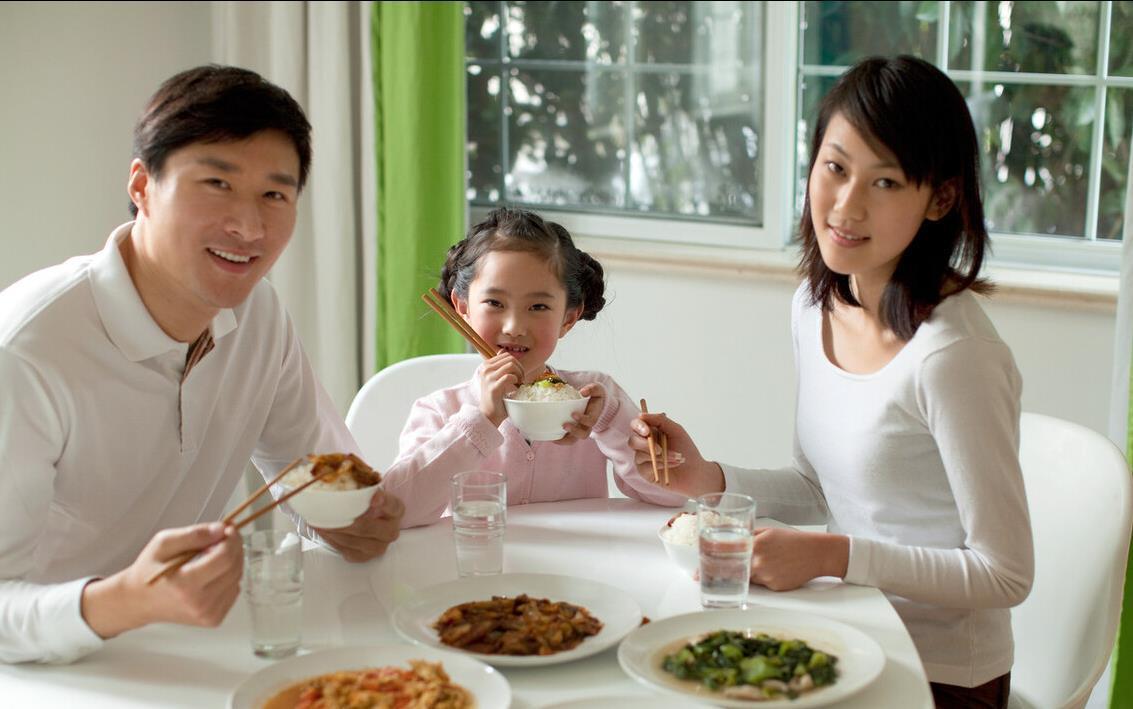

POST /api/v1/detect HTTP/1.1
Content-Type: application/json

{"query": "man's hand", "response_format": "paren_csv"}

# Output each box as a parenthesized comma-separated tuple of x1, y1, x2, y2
(81, 522, 244, 639)
(315, 488, 405, 562)
(554, 382, 606, 444)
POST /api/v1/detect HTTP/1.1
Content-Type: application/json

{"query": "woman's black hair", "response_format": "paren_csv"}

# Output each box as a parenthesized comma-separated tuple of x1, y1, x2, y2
(798, 55, 991, 339)
(438, 207, 606, 321)
(130, 64, 312, 216)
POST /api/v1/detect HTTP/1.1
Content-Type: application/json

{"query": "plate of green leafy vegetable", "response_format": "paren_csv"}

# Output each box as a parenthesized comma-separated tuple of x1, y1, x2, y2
(617, 606, 884, 707)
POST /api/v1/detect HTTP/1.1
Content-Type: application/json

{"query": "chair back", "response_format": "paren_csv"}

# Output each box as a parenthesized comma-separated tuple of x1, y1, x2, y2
(345, 353, 481, 470)
(1010, 412, 1132, 709)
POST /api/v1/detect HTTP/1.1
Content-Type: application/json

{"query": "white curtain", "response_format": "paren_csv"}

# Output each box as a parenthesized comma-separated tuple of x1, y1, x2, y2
(1110, 148, 1133, 454)
(211, 0, 378, 414)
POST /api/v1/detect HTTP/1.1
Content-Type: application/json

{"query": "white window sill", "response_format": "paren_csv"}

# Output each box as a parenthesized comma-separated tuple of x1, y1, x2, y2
(575, 236, 1119, 313)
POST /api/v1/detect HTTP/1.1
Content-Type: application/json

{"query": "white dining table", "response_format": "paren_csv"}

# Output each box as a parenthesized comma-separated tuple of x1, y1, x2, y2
(0, 498, 932, 707)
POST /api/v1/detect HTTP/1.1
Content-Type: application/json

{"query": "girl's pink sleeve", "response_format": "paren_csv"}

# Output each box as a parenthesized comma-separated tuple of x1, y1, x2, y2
(588, 374, 689, 508)
(380, 390, 505, 528)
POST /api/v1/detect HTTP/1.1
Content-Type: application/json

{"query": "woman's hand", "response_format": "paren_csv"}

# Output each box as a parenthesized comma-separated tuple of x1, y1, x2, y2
(748, 528, 849, 591)
(628, 412, 724, 496)
(478, 352, 524, 427)
(555, 382, 605, 444)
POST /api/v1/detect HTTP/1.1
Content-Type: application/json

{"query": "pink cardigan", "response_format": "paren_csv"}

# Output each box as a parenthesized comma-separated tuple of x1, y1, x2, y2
(380, 368, 688, 528)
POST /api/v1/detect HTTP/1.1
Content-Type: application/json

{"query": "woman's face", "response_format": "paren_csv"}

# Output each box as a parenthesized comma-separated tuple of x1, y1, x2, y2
(454, 250, 581, 382)
(808, 112, 949, 293)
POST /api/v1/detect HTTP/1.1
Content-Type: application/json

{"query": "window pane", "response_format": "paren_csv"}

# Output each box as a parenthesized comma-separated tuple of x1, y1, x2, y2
(949, 1, 1099, 74)
(965, 81, 1094, 237)
(1111, 1, 1133, 77)
(1098, 88, 1133, 240)
(794, 74, 839, 221)
(505, 68, 627, 208)
(632, 71, 761, 221)
(465, 1, 501, 59)
(466, 64, 503, 203)
(506, 1, 627, 64)
(801, 1, 937, 67)
(636, 1, 761, 68)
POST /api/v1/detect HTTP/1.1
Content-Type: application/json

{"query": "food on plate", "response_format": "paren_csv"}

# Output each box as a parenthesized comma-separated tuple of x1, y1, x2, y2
(260, 659, 472, 709)
(507, 372, 582, 402)
(661, 512, 698, 546)
(661, 629, 839, 701)
(281, 453, 381, 492)
(432, 593, 603, 655)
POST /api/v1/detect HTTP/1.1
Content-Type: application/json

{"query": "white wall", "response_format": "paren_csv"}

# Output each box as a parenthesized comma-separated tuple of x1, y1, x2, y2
(0, 1, 1118, 462)
(0, 1, 214, 290)
(553, 262, 1117, 469)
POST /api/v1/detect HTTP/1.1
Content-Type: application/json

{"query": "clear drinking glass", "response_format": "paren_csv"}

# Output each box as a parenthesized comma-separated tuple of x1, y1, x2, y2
(697, 492, 756, 609)
(243, 530, 303, 658)
(451, 471, 507, 577)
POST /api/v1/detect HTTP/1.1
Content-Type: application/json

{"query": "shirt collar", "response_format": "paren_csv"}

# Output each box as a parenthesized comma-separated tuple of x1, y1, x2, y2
(89, 222, 238, 362)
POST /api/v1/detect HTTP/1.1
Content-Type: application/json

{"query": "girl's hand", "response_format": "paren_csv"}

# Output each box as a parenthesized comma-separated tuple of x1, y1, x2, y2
(478, 352, 524, 427)
(555, 382, 605, 445)
(748, 528, 849, 591)
(629, 412, 724, 496)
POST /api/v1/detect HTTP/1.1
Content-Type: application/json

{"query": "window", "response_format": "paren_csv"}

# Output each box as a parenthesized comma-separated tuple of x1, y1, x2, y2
(800, 1, 1130, 271)
(466, 2, 1130, 272)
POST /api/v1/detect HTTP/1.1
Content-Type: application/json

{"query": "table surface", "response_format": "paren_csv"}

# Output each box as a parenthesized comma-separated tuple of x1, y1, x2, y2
(0, 498, 932, 708)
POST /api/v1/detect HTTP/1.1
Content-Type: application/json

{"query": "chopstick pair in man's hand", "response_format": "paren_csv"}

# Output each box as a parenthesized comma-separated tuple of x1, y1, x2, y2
(144, 457, 336, 586)
(640, 399, 671, 486)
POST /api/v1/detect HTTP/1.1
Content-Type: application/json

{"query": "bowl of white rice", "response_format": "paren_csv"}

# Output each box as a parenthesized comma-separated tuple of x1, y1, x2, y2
(659, 512, 700, 577)
(278, 454, 380, 529)
(504, 375, 589, 441)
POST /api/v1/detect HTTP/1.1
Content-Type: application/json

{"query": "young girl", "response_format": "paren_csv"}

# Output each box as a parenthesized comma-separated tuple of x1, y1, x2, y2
(632, 56, 1032, 707)
(381, 207, 687, 528)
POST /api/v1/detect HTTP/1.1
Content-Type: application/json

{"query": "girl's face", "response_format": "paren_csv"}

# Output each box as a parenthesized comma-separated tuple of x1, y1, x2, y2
(454, 249, 581, 382)
(808, 112, 951, 293)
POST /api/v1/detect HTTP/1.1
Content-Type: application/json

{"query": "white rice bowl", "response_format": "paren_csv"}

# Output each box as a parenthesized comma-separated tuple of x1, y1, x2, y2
(278, 461, 378, 529)
(659, 513, 699, 576)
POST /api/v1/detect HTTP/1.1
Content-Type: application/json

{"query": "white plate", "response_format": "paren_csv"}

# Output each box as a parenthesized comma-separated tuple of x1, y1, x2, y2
(392, 573, 642, 667)
(617, 606, 885, 708)
(227, 644, 510, 709)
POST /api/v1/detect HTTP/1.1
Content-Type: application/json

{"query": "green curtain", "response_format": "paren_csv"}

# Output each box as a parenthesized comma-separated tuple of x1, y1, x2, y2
(371, 1, 465, 372)
(1113, 361, 1133, 707)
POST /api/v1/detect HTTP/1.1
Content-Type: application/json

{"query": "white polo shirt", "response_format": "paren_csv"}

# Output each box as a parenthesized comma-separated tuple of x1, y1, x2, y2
(0, 223, 358, 663)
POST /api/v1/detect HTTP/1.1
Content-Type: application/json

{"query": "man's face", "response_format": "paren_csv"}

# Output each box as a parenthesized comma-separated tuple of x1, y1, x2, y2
(128, 130, 300, 323)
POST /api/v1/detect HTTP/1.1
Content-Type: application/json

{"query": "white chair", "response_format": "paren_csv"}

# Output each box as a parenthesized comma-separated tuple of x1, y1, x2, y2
(344, 353, 481, 470)
(1009, 412, 1132, 709)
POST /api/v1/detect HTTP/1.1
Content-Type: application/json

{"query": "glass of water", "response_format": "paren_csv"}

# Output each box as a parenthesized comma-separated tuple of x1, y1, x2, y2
(243, 530, 303, 658)
(451, 471, 507, 577)
(696, 492, 756, 609)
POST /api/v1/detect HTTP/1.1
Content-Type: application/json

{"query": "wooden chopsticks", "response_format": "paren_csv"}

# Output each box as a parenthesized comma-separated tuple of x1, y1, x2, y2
(421, 288, 496, 359)
(144, 456, 328, 586)
(639, 399, 670, 486)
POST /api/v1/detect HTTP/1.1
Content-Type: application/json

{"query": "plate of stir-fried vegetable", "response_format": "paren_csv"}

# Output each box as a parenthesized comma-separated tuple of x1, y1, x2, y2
(617, 606, 884, 707)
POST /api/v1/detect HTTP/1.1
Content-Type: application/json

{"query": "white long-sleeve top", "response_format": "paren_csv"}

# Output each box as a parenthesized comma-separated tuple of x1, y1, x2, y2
(723, 283, 1033, 687)
(381, 368, 688, 529)
(0, 223, 357, 664)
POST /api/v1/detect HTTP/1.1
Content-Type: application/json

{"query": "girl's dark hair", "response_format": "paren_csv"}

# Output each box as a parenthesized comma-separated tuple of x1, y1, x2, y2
(798, 55, 991, 339)
(130, 64, 312, 216)
(438, 207, 606, 321)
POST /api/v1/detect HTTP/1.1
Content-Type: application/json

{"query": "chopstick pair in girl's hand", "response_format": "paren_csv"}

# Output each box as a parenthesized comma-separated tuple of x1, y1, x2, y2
(144, 456, 336, 586)
(421, 287, 496, 359)
(640, 399, 671, 486)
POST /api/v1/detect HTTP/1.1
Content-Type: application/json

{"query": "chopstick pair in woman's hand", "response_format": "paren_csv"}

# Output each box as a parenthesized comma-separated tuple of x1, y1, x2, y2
(640, 399, 671, 486)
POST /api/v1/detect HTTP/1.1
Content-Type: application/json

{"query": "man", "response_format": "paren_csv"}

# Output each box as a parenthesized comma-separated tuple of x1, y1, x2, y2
(0, 65, 404, 664)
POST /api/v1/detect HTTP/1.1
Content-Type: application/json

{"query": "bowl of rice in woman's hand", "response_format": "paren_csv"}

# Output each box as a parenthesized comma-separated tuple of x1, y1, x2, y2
(504, 374, 589, 442)
(279, 453, 382, 529)
(659, 512, 700, 577)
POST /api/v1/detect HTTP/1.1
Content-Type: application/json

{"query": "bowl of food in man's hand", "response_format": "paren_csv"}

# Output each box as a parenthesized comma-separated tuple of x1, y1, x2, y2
(504, 373, 589, 441)
(279, 453, 381, 529)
